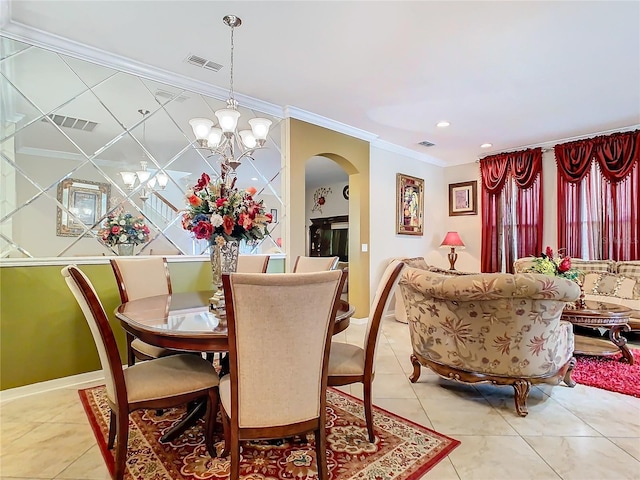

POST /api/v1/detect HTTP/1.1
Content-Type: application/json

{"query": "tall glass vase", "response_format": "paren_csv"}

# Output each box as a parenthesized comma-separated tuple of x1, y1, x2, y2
(117, 243, 134, 256)
(210, 239, 240, 309)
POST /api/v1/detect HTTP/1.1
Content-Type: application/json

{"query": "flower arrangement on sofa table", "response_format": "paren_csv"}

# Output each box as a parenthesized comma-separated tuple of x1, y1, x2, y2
(526, 246, 582, 282)
(98, 210, 150, 246)
(181, 172, 272, 247)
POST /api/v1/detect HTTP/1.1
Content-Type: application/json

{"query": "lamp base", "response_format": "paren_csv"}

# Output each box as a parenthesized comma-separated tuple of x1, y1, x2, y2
(448, 247, 458, 270)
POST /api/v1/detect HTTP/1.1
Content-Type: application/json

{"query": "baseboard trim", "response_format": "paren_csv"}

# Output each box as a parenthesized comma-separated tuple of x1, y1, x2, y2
(0, 370, 104, 403)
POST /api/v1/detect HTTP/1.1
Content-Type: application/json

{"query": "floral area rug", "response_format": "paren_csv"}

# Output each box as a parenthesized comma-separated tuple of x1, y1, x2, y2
(79, 385, 459, 479)
(572, 348, 640, 398)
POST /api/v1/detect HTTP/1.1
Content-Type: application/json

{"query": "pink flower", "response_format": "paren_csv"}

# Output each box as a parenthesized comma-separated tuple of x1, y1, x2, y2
(545, 246, 554, 258)
(239, 213, 253, 230)
(111, 225, 121, 234)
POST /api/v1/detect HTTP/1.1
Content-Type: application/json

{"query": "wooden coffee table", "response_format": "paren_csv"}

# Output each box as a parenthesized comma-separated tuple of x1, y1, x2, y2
(561, 300, 634, 365)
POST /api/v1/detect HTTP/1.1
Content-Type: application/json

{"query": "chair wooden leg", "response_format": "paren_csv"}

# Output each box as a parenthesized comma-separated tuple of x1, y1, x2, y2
(363, 380, 375, 443)
(220, 407, 231, 457)
(230, 432, 241, 480)
(204, 388, 219, 458)
(314, 426, 328, 480)
(107, 410, 116, 449)
(114, 412, 129, 480)
(126, 332, 135, 367)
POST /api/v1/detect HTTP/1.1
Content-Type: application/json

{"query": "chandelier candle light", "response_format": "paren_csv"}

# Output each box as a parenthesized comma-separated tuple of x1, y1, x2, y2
(189, 15, 272, 174)
(440, 231, 465, 270)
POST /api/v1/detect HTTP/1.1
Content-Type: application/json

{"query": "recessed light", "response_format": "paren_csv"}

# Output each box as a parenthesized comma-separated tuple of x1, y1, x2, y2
(436, 121, 450, 128)
(480, 143, 493, 148)
(251, 177, 258, 181)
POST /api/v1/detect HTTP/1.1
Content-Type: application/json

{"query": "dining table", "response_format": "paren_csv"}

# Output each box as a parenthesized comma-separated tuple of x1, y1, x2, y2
(115, 290, 355, 442)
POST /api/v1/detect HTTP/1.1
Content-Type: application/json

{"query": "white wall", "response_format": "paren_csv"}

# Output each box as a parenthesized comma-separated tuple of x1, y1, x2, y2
(443, 162, 482, 272)
(305, 180, 349, 222)
(369, 146, 447, 295)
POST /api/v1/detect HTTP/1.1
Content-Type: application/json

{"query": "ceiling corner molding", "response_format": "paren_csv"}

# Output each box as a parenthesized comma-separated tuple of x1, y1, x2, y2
(284, 106, 379, 143)
(1, 17, 284, 118)
(371, 139, 447, 167)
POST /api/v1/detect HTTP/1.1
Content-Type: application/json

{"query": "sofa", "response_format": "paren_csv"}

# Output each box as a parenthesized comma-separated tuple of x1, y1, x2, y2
(398, 267, 581, 416)
(393, 257, 472, 323)
(514, 258, 640, 332)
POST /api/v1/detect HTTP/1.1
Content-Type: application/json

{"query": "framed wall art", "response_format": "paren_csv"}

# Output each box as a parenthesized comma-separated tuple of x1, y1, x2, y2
(56, 178, 111, 236)
(396, 173, 424, 236)
(448, 180, 478, 216)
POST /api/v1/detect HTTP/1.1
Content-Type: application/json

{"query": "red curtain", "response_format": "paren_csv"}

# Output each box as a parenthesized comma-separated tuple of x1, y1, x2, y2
(480, 148, 543, 272)
(556, 130, 640, 260)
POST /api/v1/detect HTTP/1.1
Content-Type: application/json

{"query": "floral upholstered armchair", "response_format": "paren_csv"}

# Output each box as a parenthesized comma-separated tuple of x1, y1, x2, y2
(399, 268, 581, 416)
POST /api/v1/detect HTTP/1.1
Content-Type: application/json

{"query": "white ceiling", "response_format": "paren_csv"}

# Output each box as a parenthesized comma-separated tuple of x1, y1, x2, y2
(4, 0, 640, 166)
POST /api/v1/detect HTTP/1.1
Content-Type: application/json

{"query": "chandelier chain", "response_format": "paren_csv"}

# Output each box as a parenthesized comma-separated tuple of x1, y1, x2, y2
(229, 23, 235, 105)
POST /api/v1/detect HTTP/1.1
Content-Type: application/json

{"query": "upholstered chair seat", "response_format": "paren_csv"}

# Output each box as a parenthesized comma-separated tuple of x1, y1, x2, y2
(110, 257, 177, 366)
(62, 265, 219, 480)
(218, 271, 346, 480)
(327, 260, 405, 442)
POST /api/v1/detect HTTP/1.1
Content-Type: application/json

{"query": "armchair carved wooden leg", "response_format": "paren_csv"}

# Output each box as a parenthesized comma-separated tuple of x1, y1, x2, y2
(513, 379, 531, 417)
(409, 354, 422, 383)
(563, 357, 577, 388)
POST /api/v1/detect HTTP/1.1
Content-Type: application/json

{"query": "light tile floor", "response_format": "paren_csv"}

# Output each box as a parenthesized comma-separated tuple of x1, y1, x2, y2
(1, 317, 639, 479)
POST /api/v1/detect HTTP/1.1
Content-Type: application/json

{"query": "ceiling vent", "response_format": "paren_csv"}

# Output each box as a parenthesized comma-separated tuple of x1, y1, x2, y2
(154, 89, 189, 103)
(418, 140, 436, 147)
(185, 54, 223, 72)
(43, 114, 97, 132)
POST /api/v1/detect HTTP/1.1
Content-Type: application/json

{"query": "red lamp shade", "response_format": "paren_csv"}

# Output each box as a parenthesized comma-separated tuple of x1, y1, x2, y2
(440, 231, 465, 248)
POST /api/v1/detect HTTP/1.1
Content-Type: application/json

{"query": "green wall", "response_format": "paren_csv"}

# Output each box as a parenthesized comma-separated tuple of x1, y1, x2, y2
(0, 257, 285, 390)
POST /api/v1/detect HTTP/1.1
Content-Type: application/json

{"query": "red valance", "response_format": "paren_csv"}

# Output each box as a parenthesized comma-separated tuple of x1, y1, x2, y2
(555, 130, 640, 183)
(480, 148, 543, 194)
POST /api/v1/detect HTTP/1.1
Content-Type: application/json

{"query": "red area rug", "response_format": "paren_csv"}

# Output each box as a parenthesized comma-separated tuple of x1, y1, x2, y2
(79, 385, 459, 479)
(572, 348, 640, 398)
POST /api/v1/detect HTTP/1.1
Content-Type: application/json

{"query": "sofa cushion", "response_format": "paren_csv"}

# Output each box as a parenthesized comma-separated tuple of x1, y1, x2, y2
(571, 259, 616, 273)
(582, 272, 638, 300)
(400, 257, 429, 270)
(615, 262, 640, 298)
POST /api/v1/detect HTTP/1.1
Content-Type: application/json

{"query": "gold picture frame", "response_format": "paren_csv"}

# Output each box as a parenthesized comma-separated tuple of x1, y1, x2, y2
(448, 180, 478, 216)
(396, 173, 424, 236)
(56, 178, 111, 236)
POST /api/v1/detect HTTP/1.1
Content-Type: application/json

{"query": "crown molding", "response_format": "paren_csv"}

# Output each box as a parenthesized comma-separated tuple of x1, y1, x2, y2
(371, 139, 447, 167)
(1, 17, 283, 118)
(284, 106, 379, 143)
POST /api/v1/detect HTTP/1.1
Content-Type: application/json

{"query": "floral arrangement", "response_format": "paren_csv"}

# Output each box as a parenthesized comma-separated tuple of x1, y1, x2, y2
(98, 210, 150, 246)
(181, 172, 272, 245)
(526, 246, 581, 281)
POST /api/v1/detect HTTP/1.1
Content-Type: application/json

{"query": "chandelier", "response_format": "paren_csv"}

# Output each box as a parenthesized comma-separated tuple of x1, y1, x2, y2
(120, 109, 169, 199)
(189, 15, 272, 174)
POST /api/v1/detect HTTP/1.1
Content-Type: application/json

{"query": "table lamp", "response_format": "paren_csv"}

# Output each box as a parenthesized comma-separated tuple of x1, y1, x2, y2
(440, 231, 465, 270)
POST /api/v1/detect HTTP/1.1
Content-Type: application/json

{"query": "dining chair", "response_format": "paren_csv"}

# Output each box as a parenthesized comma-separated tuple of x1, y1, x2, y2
(236, 254, 270, 273)
(110, 257, 177, 366)
(218, 270, 347, 480)
(61, 265, 219, 480)
(327, 260, 405, 442)
(292, 255, 339, 272)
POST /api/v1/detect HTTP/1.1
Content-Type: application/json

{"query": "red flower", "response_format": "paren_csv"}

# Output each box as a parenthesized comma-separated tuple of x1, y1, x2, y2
(318, 196, 325, 205)
(265, 212, 273, 223)
(545, 246, 554, 258)
(223, 216, 235, 235)
(192, 220, 213, 240)
(111, 225, 121, 234)
(188, 195, 203, 207)
(216, 197, 227, 208)
(558, 256, 572, 273)
(194, 173, 210, 192)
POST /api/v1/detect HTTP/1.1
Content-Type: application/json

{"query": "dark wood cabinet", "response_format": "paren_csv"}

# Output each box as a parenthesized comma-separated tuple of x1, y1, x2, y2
(309, 215, 348, 261)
